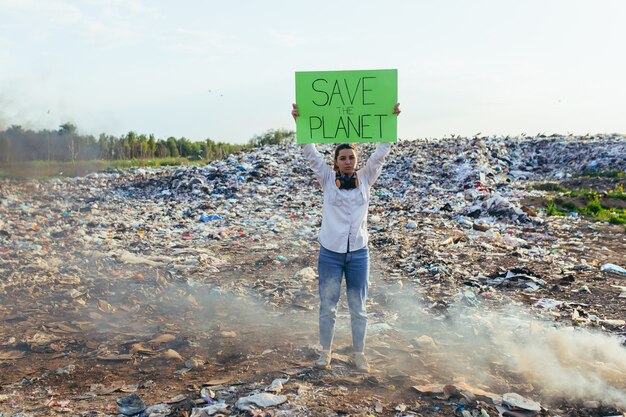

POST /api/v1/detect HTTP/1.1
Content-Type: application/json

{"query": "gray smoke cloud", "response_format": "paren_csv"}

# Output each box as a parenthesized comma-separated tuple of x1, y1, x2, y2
(492, 314, 626, 407)
(80, 276, 317, 361)
(0, 95, 13, 130)
(386, 291, 626, 408)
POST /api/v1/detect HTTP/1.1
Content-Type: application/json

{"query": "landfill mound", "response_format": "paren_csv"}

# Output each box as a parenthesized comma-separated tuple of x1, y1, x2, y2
(0, 134, 625, 417)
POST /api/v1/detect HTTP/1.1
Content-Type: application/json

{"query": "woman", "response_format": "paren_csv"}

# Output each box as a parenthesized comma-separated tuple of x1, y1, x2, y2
(292, 102, 400, 372)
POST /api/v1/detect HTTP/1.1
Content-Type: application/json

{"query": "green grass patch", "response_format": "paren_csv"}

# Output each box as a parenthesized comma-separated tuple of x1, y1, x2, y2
(577, 169, 625, 178)
(108, 157, 204, 169)
(581, 206, 626, 224)
(608, 214, 626, 225)
(546, 200, 565, 216)
(532, 181, 626, 200)
(544, 191, 626, 225)
(566, 186, 626, 201)
(0, 158, 206, 179)
(568, 188, 598, 199)
(532, 182, 569, 192)
(583, 195, 602, 215)
(580, 195, 626, 223)
(606, 184, 626, 200)
(0, 160, 107, 178)
(567, 193, 626, 224)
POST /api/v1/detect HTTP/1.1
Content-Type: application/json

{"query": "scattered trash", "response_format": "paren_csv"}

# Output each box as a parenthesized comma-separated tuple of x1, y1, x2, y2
(200, 213, 222, 222)
(601, 263, 626, 275)
(160, 349, 184, 361)
(369, 322, 393, 334)
(149, 334, 176, 345)
(534, 298, 566, 310)
(190, 401, 229, 416)
(501, 392, 542, 412)
(235, 393, 287, 411)
(1, 135, 625, 416)
(412, 335, 438, 350)
(55, 364, 76, 376)
(266, 378, 289, 393)
(612, 285, 626, 298)
(144, 403, 172, 416)
(412, 383, 500, 403)
(117, 393, 147, 416)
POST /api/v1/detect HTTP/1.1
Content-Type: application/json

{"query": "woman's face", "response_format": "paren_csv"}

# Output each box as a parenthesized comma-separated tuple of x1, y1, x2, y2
(336, 149, 357, 175)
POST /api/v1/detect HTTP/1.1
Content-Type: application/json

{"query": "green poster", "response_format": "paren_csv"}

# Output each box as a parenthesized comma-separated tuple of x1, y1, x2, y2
(295, 69, 397, 144)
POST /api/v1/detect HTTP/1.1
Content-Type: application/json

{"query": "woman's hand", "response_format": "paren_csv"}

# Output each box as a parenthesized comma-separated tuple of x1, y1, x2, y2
(393, 102, 401, 116)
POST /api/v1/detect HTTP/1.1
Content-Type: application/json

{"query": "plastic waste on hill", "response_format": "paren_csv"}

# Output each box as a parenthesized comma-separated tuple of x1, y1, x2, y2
(117, 393, 147, 416)
(0, 134, 625, 416)
(235, 393, 287, 411)
(601, 263, 626, 275)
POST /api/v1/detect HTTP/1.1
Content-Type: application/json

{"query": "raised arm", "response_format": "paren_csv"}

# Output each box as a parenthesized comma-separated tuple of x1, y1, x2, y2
(294, 103, 333, 186)
(302, 143, 333, 185)
(360, 142, 392, 186)
(359, 102, 400, 185)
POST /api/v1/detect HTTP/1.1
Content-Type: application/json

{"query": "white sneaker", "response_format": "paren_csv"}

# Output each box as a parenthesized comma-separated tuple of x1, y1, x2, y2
(315, 350, 332, 369)
(354, 352, 370, 373)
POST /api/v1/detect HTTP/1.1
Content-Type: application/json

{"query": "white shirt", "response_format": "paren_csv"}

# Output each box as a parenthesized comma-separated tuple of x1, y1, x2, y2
(303, 142, 391, 253)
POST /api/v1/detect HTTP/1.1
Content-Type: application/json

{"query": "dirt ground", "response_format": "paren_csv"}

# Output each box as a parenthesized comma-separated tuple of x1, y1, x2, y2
(0, 169, 625, 417)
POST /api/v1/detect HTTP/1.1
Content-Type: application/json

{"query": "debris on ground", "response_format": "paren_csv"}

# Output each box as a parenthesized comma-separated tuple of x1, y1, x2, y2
(1, 134, 625, 416)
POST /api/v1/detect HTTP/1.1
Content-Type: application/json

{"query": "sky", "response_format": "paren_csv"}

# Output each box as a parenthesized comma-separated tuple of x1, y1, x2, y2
(1, 0, 625, 144)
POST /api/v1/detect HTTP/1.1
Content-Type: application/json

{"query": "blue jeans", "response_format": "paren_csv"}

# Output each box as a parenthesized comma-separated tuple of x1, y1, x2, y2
(318, 246, 369, 353)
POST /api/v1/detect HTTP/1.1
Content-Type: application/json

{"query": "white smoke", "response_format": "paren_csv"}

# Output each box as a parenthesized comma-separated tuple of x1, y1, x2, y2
(387, 292, 626, 409)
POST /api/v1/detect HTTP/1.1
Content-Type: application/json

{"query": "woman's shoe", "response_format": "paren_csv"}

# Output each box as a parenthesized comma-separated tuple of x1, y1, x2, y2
(315, 350, 332, 369)
(354, 352, 370, 373)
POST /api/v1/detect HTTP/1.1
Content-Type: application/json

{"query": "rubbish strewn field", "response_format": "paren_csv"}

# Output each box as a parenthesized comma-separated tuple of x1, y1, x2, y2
(1, 134, 625, 417)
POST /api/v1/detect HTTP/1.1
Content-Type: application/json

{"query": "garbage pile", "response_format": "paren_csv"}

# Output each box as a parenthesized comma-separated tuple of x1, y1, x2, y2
(0, 133, 625, 416)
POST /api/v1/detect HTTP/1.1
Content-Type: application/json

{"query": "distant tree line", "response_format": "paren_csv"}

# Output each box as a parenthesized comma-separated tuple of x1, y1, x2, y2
(0, 123, 295, 164)
(247, 129, 295, 147)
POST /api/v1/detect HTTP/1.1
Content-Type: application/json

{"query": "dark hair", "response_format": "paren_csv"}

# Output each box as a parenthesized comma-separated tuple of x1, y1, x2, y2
(333, 143, 358, 172)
